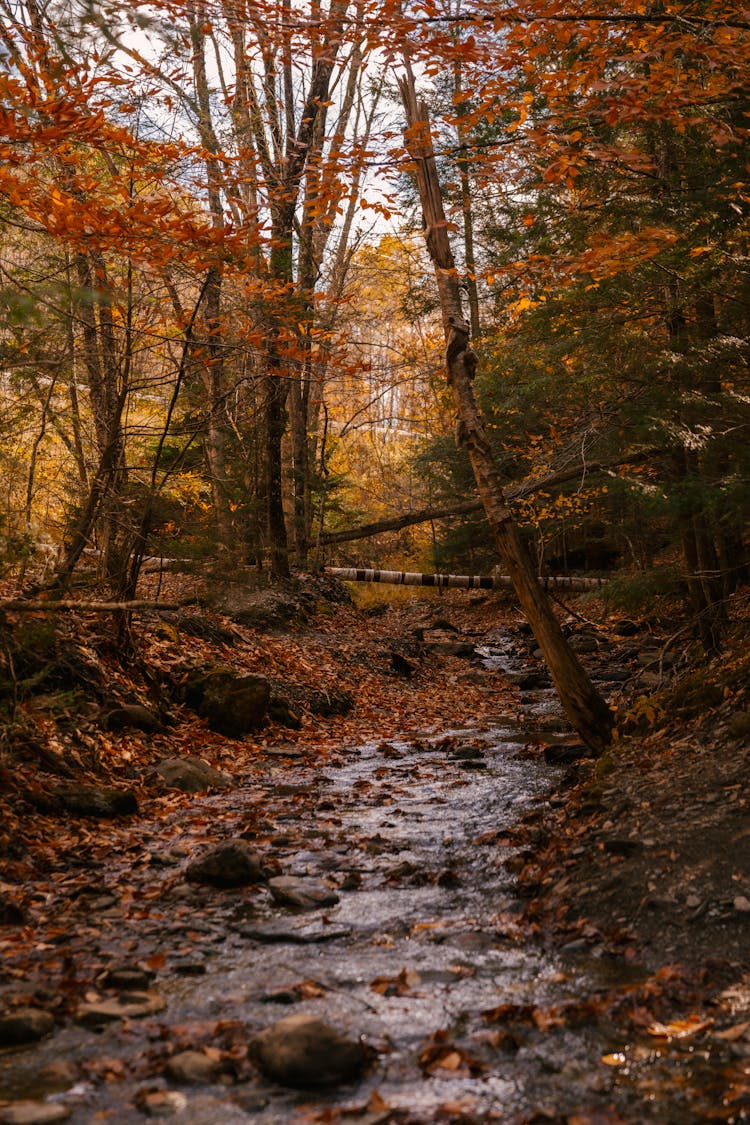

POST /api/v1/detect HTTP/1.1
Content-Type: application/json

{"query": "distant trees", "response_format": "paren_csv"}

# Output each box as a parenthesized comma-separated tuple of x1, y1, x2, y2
(0, 0, 746, 650)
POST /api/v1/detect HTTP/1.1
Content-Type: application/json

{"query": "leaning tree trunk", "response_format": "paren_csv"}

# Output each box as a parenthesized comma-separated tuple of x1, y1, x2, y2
(398, 68, 613, 752)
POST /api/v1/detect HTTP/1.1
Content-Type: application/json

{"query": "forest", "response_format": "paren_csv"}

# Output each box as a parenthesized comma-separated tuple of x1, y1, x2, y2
(0, 0, 748, 1122)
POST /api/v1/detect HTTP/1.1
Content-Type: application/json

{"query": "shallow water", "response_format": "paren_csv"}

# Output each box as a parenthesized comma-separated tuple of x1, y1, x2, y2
(0, 635, 724, 1124)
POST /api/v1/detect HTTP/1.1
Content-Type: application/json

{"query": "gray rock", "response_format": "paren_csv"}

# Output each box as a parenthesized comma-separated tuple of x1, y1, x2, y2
(186, 840, 270, 887)
(0, 1104, 71, 1125)
(156, 756, 232, 793)
(267, 876, 340, 910)
(165, 1049, 221, 1084)
(98, 965, 155, 991)
(210, 588, 305, 631)
(0, 1007, 54, 1045)
(75, 990, 166, 1028)
(249, 1014, 364, 1088)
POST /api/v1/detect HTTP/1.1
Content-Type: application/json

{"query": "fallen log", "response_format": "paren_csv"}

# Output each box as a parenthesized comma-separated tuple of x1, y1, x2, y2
(0, 599, 180, 613)
(325, 568, 607, 591)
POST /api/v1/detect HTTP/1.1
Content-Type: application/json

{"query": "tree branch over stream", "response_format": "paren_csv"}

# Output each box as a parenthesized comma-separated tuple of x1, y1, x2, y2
(320, 449, 659, 547)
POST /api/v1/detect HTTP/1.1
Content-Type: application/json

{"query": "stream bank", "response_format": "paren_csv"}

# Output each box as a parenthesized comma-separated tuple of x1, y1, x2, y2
(1, 587, 748, 1123)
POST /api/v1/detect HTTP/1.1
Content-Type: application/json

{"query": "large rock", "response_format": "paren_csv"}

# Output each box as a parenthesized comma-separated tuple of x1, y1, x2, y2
(0, 1007, 54, 1046)
(186, 840, 271, 888)
(184, 668, 270, 738)
(209, 588, 307, 631)
(249, 1014, 365, 1089)
(155, 757, 232, 793)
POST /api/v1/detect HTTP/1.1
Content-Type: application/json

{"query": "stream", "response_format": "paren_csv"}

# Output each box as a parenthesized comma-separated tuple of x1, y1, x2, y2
(0, 633, 688, 1123)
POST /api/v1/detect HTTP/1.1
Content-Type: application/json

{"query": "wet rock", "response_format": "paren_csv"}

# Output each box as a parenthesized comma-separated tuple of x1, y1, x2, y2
(236, 922, 351, 944)
(249, 1014, 365, 1089)
(155, 756, 232, 794)
(184, 668, 270, 738)
(103, 703, 160, 731)
(98, 964, 155, 991)
(449, 745, 484, 760)
(543, 742, 592, 766)
(0, 1103, 71, 1125)
(165, 1049, 221, 1084)
(186, 840, 270, 887)
(267, 876, 340, 910)
(75, 990, 166, 1027)
(0, 1007, 54, 1045)
(26, 783, 138, 818)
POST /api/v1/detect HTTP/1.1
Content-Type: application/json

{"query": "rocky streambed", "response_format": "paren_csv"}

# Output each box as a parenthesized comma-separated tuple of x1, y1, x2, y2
(0, 623, 745, 1124)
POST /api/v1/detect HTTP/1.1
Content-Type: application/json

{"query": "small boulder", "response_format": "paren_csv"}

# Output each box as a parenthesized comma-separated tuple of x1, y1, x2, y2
(249, 1014, 365, 1089)
(0, 1007, 54, 1046)
(186, 840, 270, 888)
(155, 757, 232, 794)
(165, 1049, 221, 1085)
(267, 876, 340, 910)
(104, 703, 160, 732)
(183, 668, 270, 738)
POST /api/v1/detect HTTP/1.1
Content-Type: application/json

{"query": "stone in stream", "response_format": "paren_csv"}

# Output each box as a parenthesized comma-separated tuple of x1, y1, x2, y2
(185, 840, 272, 888)
(267, 876, 340, 910)
(75, 990, 166, 1028)
(155, 756, 232, 794)
(0, 1104, 71, 1125)
(249, 1014, 365, 1089)
(0, 1007, 54, 1046)
(165, 1049, 221, 1085)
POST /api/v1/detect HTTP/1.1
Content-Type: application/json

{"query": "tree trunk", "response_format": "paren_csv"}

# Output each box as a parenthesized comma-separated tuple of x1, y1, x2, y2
(398, 68, 613, 752)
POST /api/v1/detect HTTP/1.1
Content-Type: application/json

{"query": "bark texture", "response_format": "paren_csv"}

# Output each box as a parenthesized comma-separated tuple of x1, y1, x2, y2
(398, 68, 613, 751)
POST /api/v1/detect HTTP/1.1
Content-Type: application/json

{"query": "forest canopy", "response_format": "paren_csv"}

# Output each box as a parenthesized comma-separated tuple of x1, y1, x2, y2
(0, 0, 747, 635)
